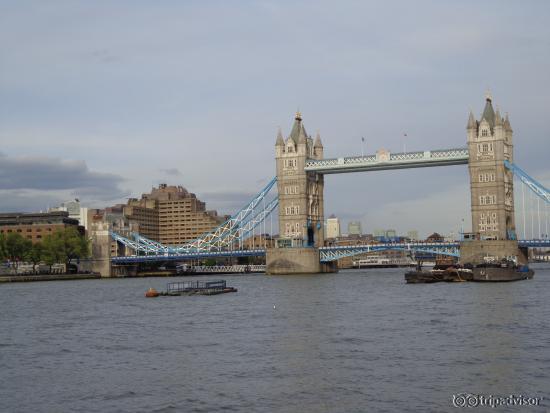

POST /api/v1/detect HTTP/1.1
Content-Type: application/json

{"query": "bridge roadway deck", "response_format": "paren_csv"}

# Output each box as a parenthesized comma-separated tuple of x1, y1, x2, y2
(110, 240, 550, 264)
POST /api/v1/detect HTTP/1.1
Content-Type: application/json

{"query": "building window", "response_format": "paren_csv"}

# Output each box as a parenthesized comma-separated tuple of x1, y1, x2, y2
(480, 194, 496, 205)
(284, 185, 299, 195)
(284, 159, 297, 169)
(481, 129, 488, 137)
(480, 213, 487, 225)
(479, 172, 496, 183)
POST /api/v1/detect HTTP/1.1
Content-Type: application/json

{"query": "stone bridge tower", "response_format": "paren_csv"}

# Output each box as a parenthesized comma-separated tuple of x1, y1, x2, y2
(275, 112, 325, 248)
(467, 94, 515, 241)
(462, 94, 526, 264)
(266, 112, 335, 274)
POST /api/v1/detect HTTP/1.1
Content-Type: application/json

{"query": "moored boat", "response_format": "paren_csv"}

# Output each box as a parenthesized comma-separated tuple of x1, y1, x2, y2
(472, 261, 534, 282)
(405, 267, 473, 284)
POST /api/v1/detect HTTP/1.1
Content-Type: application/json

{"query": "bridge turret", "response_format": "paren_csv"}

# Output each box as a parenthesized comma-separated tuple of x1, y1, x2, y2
(275, 127, 284, 156)
(467, 111, 476, 130)
(504, 113, 512, 132)
(313, 131, 323, 158)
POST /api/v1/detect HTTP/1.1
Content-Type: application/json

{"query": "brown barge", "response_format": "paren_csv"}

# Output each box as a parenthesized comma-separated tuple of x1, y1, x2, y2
(472, 262, 534, 282)
(405, 259, 534, 284)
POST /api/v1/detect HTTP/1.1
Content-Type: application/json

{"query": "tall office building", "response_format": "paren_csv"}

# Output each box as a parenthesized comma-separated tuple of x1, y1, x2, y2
(407, 230, 419, 241)
(50, 199, 90, 230)
(348, 221, 362, 236)
(124, 184, 229, 246)
(325, 215, 341, 239)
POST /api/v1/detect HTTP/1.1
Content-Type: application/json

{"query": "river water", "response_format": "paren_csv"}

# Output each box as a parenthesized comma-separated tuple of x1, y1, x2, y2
(1, 266, 549, 413)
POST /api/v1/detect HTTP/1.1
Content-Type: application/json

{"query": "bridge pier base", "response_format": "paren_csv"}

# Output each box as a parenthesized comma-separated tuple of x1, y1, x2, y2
(90, 222, 112, 277)
(459, 240, 528, 265)
(266, 247, 337, 275)
(111, 265, 138, 277)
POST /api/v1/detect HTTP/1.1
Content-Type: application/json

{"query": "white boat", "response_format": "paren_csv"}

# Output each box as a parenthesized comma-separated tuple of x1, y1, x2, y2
(352, 254, 415, 269)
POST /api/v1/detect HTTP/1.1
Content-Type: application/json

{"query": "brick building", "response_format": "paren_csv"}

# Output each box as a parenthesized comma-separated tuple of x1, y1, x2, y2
(0, 211, 82, 243)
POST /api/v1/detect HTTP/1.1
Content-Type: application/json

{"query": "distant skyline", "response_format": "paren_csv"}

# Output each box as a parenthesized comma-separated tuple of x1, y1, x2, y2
(1, 1, 549, 238)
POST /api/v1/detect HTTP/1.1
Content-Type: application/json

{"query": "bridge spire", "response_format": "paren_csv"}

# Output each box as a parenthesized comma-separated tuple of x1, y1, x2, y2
(494, 106, 503, 127)
(467, 110, 476, 130)
(289, 110, 308, 146)
(275, 127, 284, 146)
(481, 93, 496, 127)
(314, 131, 323, 148)
(504, 112, 512, 132)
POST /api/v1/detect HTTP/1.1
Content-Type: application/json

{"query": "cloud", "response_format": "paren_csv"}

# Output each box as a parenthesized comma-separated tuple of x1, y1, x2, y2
(159, 168, 182, 176)
(0, 152, 128, 210)
(0, 152, 123, 189)
(0, 189, 66, 213)
(0, 1, 548, 232)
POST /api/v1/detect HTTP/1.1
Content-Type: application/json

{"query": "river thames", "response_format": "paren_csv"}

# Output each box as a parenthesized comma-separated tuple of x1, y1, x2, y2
(1, 266, 549, 412)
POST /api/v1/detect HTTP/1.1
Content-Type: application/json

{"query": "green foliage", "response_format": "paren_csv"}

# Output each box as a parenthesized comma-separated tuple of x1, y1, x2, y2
(5, 232, 32, 267)
(42, 228, 90, 267)
(0, 228, 90, 270)
(41, 234, 65, 268)
(0, 233, 7, 261)
(204, 258, 217, 266)
(28, 243, 44, 267)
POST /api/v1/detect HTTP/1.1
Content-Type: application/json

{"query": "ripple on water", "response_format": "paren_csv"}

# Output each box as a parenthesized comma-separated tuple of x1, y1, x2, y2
(1, 269, 549, 412)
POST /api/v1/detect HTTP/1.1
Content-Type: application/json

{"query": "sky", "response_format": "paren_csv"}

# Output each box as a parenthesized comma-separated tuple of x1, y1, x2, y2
(1, 0, 549, 238)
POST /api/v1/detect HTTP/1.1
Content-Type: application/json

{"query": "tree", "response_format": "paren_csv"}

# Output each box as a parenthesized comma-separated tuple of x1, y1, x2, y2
(42, 228, 89, 272)
(28, 243, 44, 273)
(58, 227, 89, 267)
(41, 234, 65, 273)
(5, 232, 32, 269)
(0, 233, 7, 261)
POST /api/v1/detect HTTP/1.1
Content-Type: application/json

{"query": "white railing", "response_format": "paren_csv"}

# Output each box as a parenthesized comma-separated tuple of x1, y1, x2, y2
(305, 148, 469, 171)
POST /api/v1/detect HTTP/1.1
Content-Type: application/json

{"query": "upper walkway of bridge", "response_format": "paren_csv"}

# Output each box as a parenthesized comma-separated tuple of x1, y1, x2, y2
(304, 148, 469, 174)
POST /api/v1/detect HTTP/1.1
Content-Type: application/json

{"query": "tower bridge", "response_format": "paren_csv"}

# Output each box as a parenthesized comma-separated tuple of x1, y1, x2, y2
(102, 94, 550, 276)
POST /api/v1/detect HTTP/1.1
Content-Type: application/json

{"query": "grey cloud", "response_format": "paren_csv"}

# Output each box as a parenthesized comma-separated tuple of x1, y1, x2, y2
(160, 168, 182, 176)
(0, 1, 548, 232)
(0, 152, 127, 202)
(0, 189, 65, 213)
(71, 186, 131, 202)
